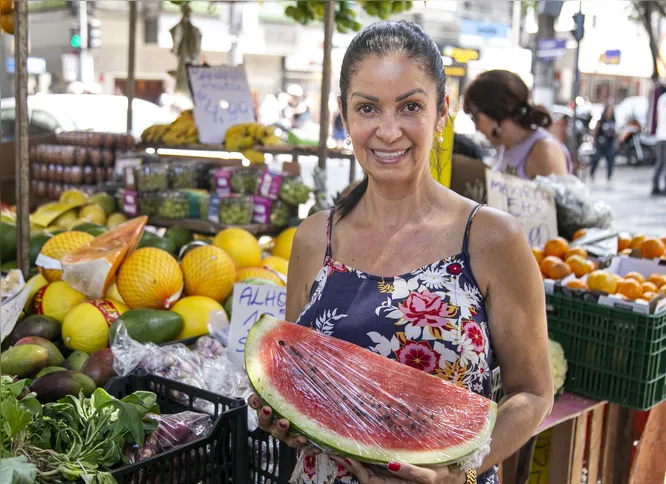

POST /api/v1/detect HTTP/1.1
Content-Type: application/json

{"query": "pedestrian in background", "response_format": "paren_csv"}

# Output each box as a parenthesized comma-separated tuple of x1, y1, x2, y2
(653, 91, 666, 195)
(590, 104, 617, 182)
(463, 70, 571, 180)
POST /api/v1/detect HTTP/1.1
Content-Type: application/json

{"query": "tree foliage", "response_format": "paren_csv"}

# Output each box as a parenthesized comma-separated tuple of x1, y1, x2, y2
(630, 0, 666, 81)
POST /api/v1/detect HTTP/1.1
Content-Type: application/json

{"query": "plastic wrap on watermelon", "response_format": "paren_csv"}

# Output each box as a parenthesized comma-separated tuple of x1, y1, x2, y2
(245, 316, 497, 470)
(110, 322, 257, 430)
(125, 411, 213, 463)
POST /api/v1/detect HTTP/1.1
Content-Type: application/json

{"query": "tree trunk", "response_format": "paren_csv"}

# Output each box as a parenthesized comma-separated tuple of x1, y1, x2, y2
(532, 12, 557, 107)
(640, 4, 661, 82)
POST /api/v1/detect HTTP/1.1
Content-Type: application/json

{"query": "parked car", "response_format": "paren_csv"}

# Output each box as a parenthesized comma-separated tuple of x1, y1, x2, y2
(0, 94, 176, 142)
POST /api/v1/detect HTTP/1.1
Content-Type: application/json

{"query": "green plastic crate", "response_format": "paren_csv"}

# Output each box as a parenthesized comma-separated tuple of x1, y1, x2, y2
(546, 293, 666, 410)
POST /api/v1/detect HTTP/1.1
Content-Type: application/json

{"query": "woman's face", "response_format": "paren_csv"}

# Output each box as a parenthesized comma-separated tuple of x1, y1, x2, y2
(468, 105, 501, 146)
(342, 53, 447, 187)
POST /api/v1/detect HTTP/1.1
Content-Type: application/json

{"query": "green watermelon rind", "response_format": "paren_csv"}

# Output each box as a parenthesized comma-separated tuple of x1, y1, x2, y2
(245, 315, 497, 466)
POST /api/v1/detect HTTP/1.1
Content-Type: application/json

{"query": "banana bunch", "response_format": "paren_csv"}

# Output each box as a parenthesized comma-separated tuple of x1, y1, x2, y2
(225, 122, 283, 165)
(141, 110, 199, 146)
(358, 1, 414, 19)
(284, 1, 361, 34)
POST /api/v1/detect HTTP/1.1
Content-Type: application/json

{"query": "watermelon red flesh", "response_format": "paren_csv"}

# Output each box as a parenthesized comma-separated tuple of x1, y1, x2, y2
(245, 315, 497, 465)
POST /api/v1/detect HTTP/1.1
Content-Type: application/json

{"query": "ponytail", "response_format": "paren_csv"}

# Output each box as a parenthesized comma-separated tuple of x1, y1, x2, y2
(336, 177, 368, 220)
(514, 103, 552, 129)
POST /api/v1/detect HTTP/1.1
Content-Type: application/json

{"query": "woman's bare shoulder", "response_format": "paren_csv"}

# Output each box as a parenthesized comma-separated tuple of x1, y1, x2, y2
(291, 209, 330, 261)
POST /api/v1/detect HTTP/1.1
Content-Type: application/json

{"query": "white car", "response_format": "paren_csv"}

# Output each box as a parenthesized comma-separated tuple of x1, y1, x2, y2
(0, 94, 176, 142)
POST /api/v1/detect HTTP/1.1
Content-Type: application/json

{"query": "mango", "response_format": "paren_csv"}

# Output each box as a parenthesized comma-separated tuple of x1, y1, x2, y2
(80, 348, 116, 387)
(6, 315, 61, 346)
(30, 370, 97, 403)
(1, 344, 49, 378)
(63, 350, 89, 371)
(36, 366, 67, 378)
(16, 336, 65, 367)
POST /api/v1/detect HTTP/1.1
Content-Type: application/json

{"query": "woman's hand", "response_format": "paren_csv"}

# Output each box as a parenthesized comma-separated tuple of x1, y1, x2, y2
(330, 457, 466, 484)
(248, 395, 311, 450)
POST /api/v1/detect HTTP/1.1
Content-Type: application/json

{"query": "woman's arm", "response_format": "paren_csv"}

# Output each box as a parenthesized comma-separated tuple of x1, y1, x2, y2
(471, 208, 554, 474)
(525, 137, 569, 178)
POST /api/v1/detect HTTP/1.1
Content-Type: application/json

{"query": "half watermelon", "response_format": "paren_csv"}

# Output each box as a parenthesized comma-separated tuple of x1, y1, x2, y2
(245, 315, 497, 466)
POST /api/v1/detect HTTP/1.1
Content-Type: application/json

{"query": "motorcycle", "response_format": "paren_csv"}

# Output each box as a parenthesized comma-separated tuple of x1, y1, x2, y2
(616, 118, 656, 166)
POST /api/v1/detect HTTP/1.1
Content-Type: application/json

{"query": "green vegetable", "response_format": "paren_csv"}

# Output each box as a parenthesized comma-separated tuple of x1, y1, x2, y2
(0, 456, 37, 484)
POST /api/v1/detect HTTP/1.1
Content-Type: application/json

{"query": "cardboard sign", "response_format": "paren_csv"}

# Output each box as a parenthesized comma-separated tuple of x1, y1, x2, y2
(187, 64, 256, 144)
(485, 170, 558, 247)
(228, 283, 286, 368)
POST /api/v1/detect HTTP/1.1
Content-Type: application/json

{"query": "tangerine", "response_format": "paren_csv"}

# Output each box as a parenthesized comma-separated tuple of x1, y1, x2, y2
(617, 279, 643, 300)
(630, 234, 647, 250)
(624, 271, 646, 284)
(642, 291, 658, 301)
(532, 247, 545, 265)
(540, 256, 562, 277)
(587, 270, 618, 294)
(567, 255, 592, 278)
(565, 247, 587, 259)
(642, 282, 658, 295)
(660, 285, 666, 296)
(544, 237, 569, 259)
(566, 279, 588, 290)
(612, 273, 624, 285)
(648, 274, 666, 287)
(572, 229, 588, 241)
(547, 261, 572, 280)
(640, 238, 665, 259)
(618, 235, 632, 252)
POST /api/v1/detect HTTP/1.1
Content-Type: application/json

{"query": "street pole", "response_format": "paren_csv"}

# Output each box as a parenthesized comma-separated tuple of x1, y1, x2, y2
(78, 0, 88, 83)
(572, 2, 583, 149)
(126, 0, 137, 134)
(317, 0, 335, 170)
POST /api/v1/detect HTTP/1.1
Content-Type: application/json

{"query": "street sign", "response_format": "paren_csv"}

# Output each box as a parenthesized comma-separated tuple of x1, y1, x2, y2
(600, 50, 621, 65)
(537, 39, 568, 60)
(441, 45, 480, 64)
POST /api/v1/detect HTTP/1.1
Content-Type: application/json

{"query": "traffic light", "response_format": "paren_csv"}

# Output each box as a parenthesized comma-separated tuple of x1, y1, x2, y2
(88, 18, 101, 48)
(572, 12, 585, 42)
(70, 26, 81, 49)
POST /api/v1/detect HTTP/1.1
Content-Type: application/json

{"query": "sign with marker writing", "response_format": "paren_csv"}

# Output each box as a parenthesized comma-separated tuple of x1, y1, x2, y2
(187, 64, 256, 144)
(485, 170, 558, 247)
(228, 283, 287, 368)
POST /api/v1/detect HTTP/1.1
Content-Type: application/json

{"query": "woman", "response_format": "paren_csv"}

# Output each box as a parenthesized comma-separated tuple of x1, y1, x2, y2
(590, 105, 617, 182)
(250, 21, 553, 484)
(463, 70, 571, 180)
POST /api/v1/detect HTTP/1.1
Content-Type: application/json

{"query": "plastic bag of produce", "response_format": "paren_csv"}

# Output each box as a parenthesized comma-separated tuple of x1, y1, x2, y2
(125, 411, 213, 463)
(279, 175, 311, 206)
(534, 174, 614, 241)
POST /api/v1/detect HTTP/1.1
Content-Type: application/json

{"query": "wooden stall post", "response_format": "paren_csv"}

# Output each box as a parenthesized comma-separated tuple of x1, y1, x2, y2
(126, 0, 137, 134)
(14, 0, 30, 276)
(317, 0, 335, 170)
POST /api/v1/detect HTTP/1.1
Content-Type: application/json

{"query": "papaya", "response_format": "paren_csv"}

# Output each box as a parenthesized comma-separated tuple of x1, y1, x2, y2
(63, 350, 89, 371)
(80, 348, 116, 387)
(36, 366, 67, 378)
(6, 315, 61, 346)
(0, 221, 17, 262)
(30, 233, 53, 266)
(15, 336, 65, 366)
(70, 222, 108, 237)
(109, 308, 183, 345)
(1, 344, 49, 378)
(30, 371, 97, 403)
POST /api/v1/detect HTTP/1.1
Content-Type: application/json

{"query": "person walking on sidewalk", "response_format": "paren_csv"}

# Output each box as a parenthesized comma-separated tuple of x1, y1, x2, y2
(590, 104, 617, 182)
(653, 91, 666, 195)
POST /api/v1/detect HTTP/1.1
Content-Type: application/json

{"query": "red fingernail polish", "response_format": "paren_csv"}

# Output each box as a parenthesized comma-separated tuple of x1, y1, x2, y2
(388, 462, 401, 472)
(344, 459, 352, 466)
(262, 408, 270, 415)
(279, 420, 288, 428)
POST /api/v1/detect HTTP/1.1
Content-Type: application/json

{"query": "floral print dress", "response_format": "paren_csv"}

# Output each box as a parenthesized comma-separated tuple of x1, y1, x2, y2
(294, 206, 498, 484)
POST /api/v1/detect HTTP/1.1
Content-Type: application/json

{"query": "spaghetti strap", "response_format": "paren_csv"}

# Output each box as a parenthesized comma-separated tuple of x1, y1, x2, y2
(462, 204, 484, 255)
(325, 208, 335, 259)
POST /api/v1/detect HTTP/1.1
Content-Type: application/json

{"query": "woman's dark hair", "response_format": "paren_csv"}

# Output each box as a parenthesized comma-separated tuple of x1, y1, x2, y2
(602, 104, 615, 120)
(463, 70, 552, 130)
(336, 21, 446, 219)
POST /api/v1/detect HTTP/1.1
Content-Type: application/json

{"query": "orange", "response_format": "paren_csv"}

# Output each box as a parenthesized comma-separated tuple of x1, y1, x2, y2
(662, 236, 666, 246)
(37, 231, 96, 282)
(180, 245, 236, 301)
(572, 229, 587, 241)
(587, 270, 618, 294)
(547, 261, 572, 280)
(540, 256, 562, 277)
(0, 13, 14, 35)
(618, 235, 632, 252)
(624, 271, 646, 284)
(620, 248, 633, 256)
(660, 285, 666, 296)
(642, 291, 658, 301)
(532, 247, 545, 265)
(642, 282, 658, 295)
(640, 238, 665, 259)
(544, 237, 569, 259)
(617, 279, 643, 300)
(630, 234, 647, 250)
(566, 279, 588, 290)
(612, 273, 624, 285)
(588, 260, 599, 271)
(648, 274, 666, 288)
(565, 247, 587, 260)
(117, 248, 184, 309)
(567, 255, 592, 278)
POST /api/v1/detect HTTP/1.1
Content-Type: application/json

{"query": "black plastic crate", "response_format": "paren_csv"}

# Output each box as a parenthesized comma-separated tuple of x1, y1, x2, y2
(105, 372, 248, 483)
(248, 429, 297, 484)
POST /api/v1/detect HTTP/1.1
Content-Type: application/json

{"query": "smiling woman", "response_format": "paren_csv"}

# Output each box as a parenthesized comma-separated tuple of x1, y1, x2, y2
(250, 21, 553, 484)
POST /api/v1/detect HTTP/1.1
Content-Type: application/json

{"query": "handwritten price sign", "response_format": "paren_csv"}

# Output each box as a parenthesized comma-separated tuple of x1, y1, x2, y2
(485, 170, 558, 247)
(228, 283, 287, 368)
(187, 64, 256, 144)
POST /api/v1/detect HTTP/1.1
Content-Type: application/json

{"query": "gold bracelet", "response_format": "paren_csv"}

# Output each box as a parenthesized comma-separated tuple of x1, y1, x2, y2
(465, 468, 477, 484)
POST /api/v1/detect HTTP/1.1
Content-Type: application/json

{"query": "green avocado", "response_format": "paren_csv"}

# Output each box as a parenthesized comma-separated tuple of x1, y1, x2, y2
(109, 308, 184, 345)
